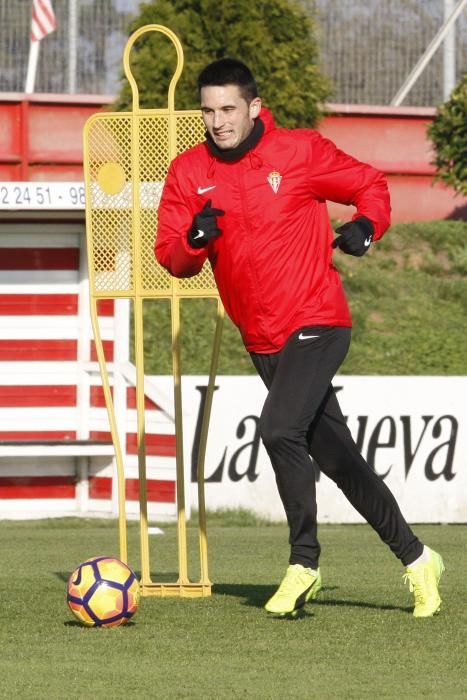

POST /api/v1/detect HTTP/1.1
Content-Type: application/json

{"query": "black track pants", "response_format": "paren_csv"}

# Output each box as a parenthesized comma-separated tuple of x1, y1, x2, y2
(250, 326, 423, 569)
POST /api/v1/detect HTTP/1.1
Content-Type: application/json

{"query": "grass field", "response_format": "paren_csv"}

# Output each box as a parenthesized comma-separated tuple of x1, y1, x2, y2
(1, 517, 465, 699)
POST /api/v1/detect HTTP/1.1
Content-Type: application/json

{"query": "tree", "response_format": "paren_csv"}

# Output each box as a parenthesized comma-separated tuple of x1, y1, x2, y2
(428, 75, 467, 196)
(113, 0, 330, 127)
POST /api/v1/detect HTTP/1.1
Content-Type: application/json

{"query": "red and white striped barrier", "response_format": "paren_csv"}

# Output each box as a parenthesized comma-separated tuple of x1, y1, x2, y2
(0, 184, 177, 520)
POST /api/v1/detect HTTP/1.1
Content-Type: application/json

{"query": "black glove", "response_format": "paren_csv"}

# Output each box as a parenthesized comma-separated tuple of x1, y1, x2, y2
(332, 216, 374, 257)
(188, 199, 225, 249)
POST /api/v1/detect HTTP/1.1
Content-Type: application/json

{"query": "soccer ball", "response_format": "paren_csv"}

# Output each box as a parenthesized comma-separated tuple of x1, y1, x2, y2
(67, 556, 140, 627)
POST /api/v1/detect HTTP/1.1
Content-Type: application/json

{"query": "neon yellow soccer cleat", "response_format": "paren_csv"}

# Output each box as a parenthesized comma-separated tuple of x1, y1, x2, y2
(403, 547, 445, 618)
(265, 564, 322, 618)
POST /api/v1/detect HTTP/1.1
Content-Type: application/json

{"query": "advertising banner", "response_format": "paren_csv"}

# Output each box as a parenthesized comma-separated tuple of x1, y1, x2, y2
(151, 376, 467, 523)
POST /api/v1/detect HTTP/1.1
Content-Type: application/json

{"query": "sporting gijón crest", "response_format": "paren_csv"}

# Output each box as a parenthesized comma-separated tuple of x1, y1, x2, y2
(267, 171, 282, 194)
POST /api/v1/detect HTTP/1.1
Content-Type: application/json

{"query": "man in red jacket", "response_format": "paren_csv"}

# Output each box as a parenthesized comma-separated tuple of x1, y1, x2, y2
(155, 58, 444, 619)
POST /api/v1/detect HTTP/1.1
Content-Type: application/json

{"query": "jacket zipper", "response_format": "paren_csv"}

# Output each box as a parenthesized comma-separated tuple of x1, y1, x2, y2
(236, 161, 271, 342)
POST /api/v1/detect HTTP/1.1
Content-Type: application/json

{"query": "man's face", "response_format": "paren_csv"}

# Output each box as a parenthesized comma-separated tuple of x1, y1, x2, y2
(200, 84, 261, 150)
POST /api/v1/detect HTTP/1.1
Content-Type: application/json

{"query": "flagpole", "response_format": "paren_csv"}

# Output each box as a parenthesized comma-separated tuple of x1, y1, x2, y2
(68, 0, 78, 94)
(25, 0, 57, 95)
(25, 40, 40, 94)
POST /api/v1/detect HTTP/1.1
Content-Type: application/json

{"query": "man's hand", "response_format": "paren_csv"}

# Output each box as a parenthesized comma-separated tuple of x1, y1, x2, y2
(332, 217, 374, 257)
(188, 199, 225, 249)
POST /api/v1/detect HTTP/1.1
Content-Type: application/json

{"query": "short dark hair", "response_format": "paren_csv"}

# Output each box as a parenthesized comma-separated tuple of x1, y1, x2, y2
(197, 58, 258, 103)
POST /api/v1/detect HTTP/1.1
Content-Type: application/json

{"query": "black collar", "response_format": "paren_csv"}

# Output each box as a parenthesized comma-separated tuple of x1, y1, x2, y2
(205, 118, 265, 162)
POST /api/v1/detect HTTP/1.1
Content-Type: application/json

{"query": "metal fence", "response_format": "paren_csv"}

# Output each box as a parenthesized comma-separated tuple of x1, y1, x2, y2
(0, 0, 466, 106)
(310, 0, 466, 106)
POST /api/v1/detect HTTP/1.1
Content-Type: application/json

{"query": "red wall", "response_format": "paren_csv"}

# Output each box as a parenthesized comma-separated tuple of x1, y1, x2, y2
(0, 93, 465, 223)
(319, 104, 465, 223)
(0, 93, 110, 182)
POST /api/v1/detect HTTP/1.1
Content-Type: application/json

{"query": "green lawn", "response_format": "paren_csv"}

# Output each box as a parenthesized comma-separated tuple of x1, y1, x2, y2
(0, 517, 465, 699)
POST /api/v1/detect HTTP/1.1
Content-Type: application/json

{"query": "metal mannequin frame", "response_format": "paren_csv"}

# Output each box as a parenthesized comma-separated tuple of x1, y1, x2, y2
(83, 25, 223, 597)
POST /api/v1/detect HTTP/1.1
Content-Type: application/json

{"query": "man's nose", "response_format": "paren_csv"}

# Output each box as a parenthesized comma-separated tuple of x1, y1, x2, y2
(212, 112, 224, 129)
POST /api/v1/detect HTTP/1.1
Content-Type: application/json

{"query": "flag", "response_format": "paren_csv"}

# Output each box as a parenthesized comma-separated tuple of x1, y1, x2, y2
(30, 0, 57, 43)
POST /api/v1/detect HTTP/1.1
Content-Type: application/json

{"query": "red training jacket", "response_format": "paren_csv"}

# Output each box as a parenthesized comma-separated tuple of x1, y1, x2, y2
(155, 107, 391, 353)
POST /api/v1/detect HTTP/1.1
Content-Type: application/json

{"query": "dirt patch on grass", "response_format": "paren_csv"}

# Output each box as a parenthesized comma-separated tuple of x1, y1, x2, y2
(368, 311, 385, 323)
(377, 238, 451, 272)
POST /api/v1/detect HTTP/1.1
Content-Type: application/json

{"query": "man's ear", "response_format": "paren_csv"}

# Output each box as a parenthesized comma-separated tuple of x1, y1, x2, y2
(249, 97, 262, 118)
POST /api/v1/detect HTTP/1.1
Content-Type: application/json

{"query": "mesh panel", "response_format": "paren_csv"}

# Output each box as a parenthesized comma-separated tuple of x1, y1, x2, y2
(85, 116, 134, 294)
(137, 115, 172, 295)
(176, 113, 207, 155)
(84, 109, 218, 298)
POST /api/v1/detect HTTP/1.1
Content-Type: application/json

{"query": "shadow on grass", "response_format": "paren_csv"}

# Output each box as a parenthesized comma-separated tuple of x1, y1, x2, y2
(63, 620, 137, 628)
(214, 582, 412, 614)
(58, 572, 412, 615)
(55, 571, 69, 582)
(56, 570, 180, 584)
(314, 597, 412, 614)
(214, 582, 274, 607)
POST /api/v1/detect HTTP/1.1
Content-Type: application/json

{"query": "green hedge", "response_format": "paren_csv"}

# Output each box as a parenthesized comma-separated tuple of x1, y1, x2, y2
(428, 75, 467, 196)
